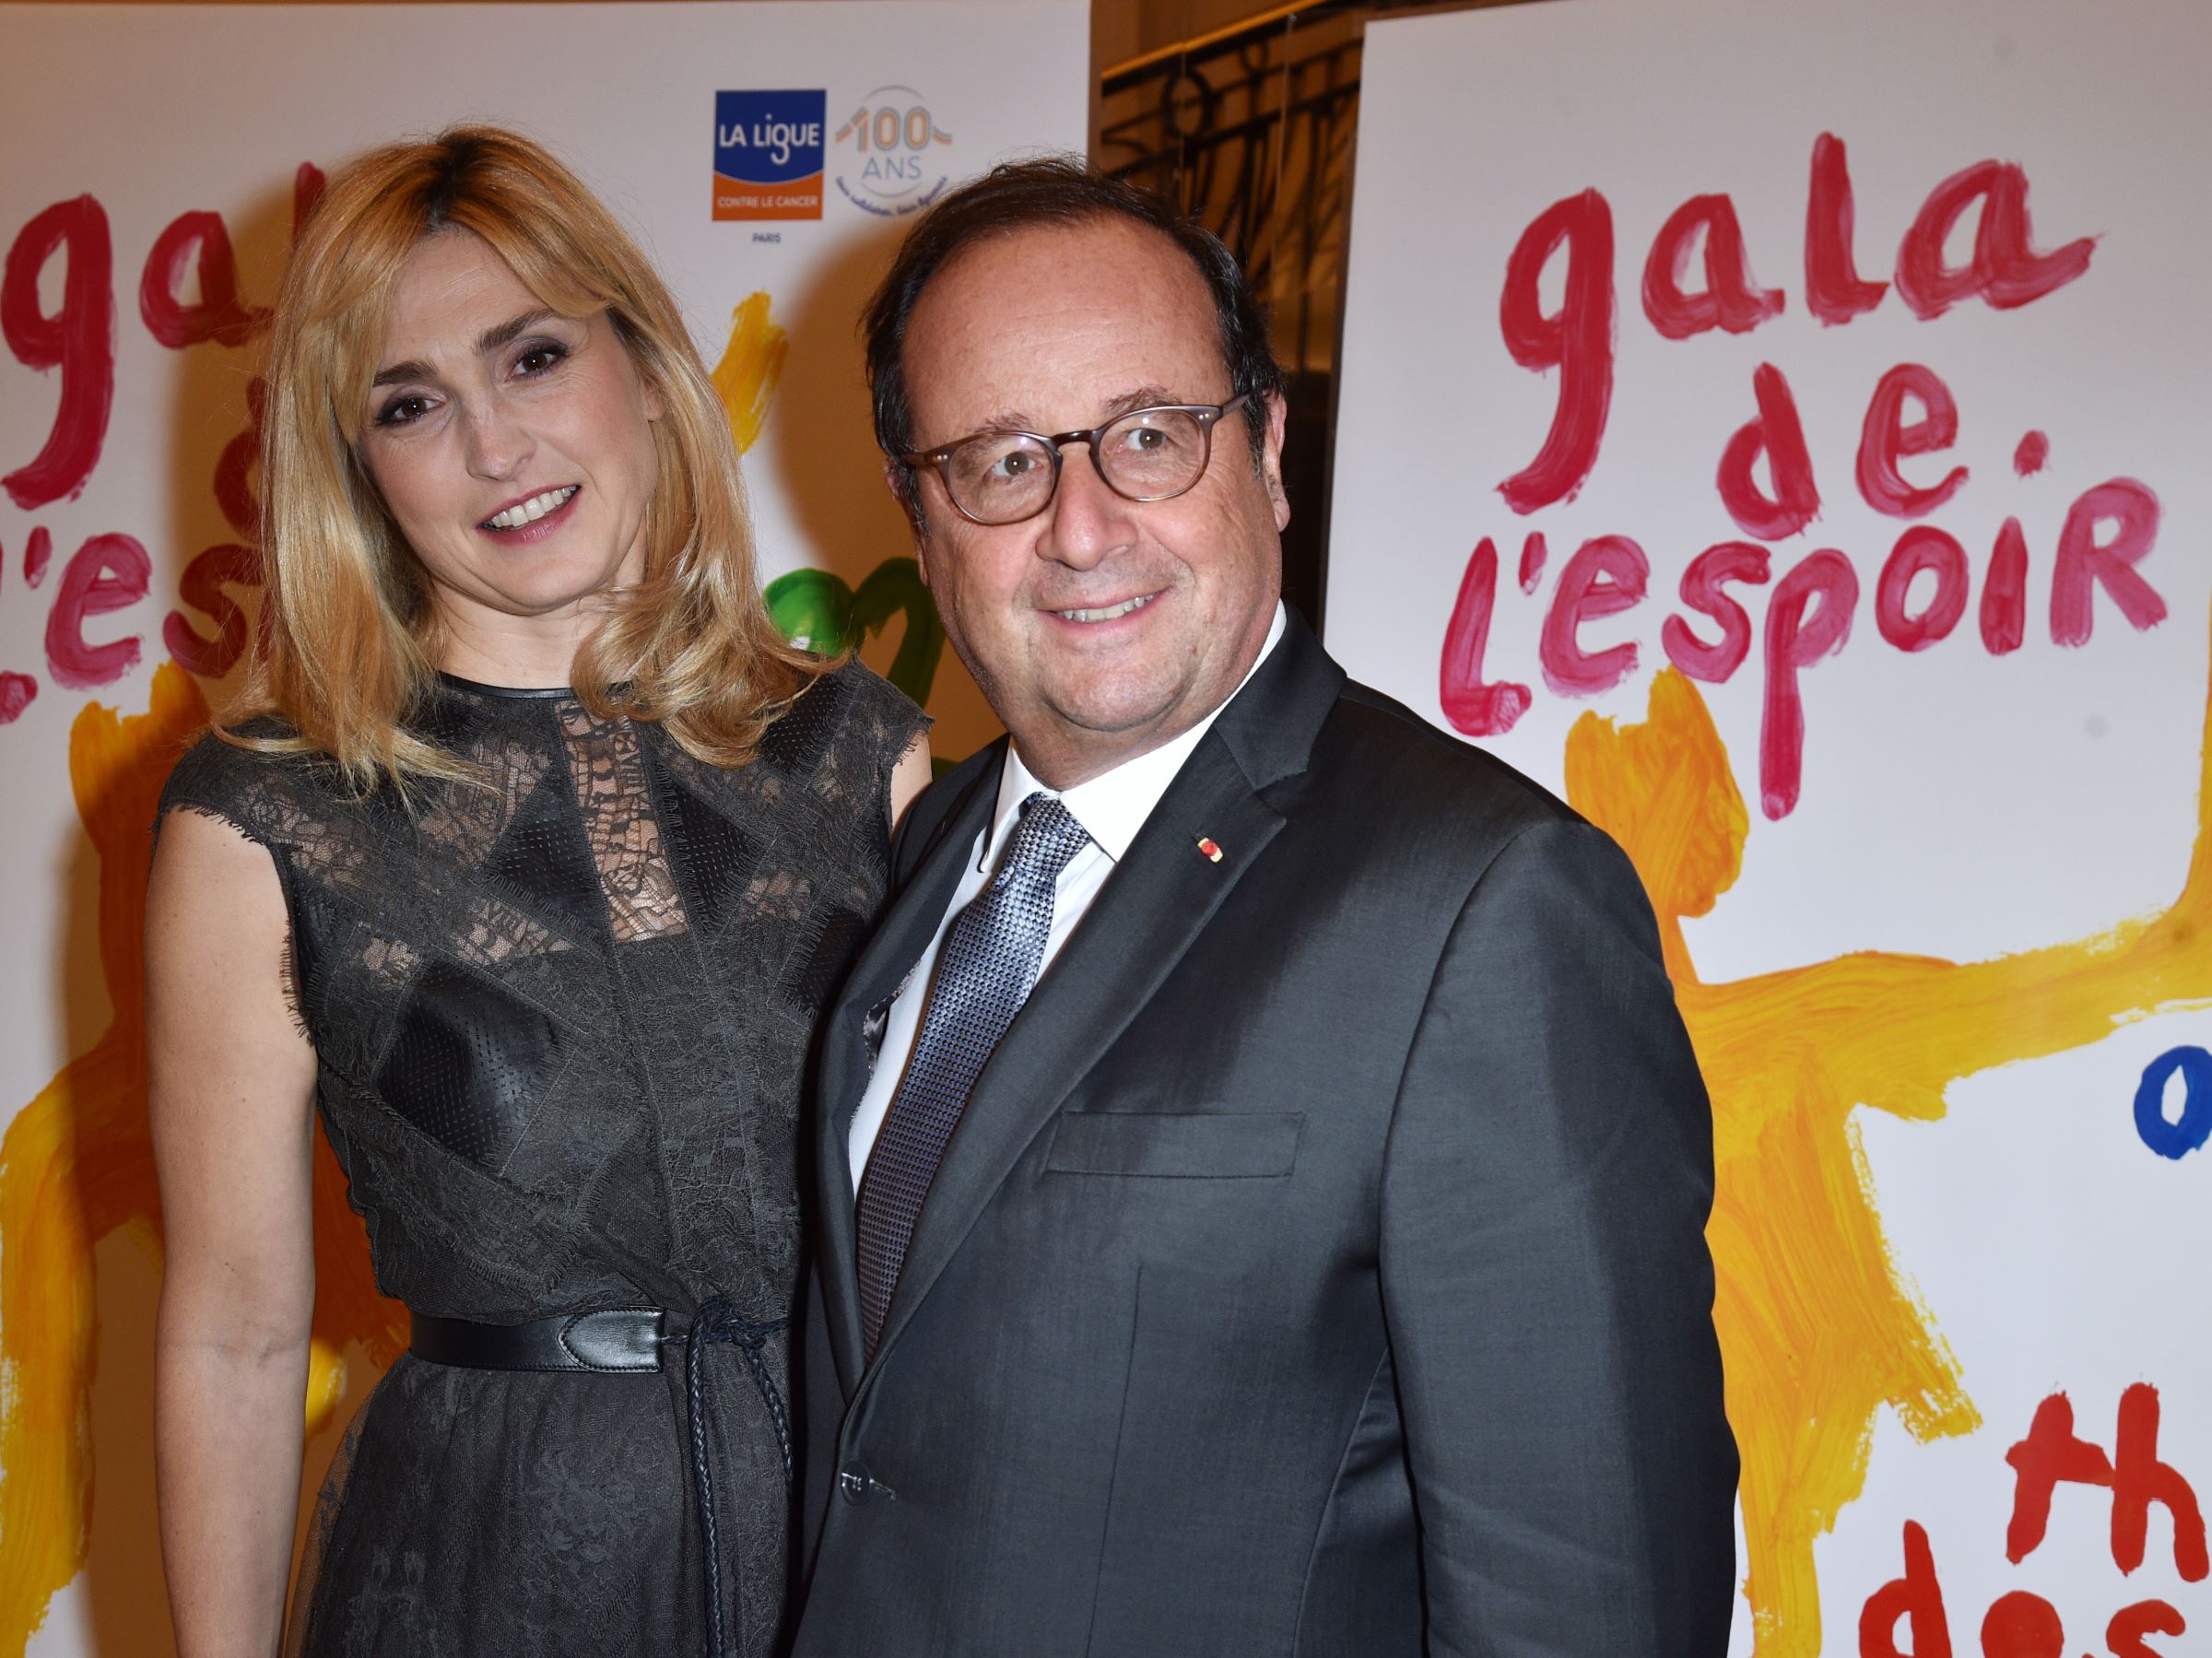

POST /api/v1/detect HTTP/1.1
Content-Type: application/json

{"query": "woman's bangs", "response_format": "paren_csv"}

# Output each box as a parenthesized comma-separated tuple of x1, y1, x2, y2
(465, 205, 623, 329)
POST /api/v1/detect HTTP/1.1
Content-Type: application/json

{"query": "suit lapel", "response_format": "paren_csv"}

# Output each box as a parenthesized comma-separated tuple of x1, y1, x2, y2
(815, 749, 1003, 1393)
(866, 617, 1347, 1371)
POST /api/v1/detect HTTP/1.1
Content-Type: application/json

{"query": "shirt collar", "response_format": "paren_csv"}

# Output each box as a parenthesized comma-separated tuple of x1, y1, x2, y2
(984, 602, 1288, 868)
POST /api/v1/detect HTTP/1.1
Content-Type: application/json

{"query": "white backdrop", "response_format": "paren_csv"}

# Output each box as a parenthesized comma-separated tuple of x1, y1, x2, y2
(0, 5, 1082, 1651)
(1330, 2, 2211, 1652)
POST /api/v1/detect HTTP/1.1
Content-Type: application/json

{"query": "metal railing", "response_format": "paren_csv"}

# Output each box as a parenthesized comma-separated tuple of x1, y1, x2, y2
(1096, 0, 1514, 627)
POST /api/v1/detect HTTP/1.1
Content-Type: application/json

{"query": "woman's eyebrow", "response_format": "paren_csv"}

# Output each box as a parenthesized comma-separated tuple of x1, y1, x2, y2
(371, 310, 562, 388)
(477, 308, 559, 355)
(371, 359, 431, 389)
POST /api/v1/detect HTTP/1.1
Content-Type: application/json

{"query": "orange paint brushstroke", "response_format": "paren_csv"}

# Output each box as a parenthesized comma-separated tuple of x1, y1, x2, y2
(1565, 633, 2212, 1656)
(0, 665, 403, 1654)
(710, 290, 787, 456)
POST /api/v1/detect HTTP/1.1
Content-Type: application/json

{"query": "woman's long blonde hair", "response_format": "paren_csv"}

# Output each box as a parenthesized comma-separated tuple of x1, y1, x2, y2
(226, 124, 819, 789)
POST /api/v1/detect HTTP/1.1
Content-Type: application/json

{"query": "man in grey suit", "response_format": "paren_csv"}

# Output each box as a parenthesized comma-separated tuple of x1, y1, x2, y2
(793, 159, 1737, 1656)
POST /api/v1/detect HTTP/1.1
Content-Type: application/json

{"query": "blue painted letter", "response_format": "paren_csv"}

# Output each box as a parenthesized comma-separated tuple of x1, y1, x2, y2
(2135, 1046, 2212, 1160)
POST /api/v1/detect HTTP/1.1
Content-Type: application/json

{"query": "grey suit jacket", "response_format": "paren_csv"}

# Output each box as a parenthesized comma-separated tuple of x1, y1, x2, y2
(794, 616, 1737, 1656)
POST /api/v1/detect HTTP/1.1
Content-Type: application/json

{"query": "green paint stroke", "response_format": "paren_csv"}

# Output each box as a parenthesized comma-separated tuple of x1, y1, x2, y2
(765, 558, 947, 709)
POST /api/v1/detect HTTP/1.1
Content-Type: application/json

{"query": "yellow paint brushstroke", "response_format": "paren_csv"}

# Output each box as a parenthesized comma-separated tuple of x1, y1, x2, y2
(0, 666, 404, 1654)
(710, 291, 787, 456)
(1565, 635, 2212, 1655)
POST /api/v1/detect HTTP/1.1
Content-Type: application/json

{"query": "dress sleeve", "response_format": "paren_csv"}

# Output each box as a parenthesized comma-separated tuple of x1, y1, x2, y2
(157, 727, 286, 852)
(154, 726, 340, 1037)
(794, 661, 930, 829)
(841, 659, 929, 767)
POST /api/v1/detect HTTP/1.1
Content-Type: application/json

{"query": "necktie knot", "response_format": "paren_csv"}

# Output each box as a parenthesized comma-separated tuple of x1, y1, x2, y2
(999, 792, 1090, 886)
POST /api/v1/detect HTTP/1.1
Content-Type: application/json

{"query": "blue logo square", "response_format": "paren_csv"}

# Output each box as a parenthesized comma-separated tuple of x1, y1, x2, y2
(715, 90, 827, 188)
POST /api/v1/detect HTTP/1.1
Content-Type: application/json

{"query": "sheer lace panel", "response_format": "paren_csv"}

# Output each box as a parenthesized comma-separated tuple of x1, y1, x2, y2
(456, 893, 569, 969)
(262, 790, 378, 898)
(415, 733, 551, 864)
(361, 932, 423, 987)
(558, 701, 690, 945)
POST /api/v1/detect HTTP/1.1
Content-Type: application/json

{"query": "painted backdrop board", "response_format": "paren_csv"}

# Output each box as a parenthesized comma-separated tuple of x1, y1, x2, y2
(0, 5, 1083, 1651)
(1328, 1, 2211, 1653)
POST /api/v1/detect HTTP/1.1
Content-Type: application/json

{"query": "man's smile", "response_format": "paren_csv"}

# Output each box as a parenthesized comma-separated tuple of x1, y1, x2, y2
(1049, 591, 1162, 625)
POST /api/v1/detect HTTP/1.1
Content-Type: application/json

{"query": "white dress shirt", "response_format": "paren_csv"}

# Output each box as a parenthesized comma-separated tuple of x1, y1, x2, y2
(848, 602, 1288, 1189)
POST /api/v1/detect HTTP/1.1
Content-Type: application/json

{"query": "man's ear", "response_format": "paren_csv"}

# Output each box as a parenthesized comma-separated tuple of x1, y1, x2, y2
(884, 457, 932, 580)
(1260, 391, 1290, 533)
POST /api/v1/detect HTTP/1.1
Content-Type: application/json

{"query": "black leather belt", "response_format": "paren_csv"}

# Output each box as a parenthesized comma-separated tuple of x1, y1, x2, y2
(407, 1299, 792, 1658)
(409, 1307, 665, 1371)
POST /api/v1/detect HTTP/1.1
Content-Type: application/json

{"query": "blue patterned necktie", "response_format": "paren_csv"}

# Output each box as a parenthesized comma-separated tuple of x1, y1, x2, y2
(855, 792, 1091, 1360)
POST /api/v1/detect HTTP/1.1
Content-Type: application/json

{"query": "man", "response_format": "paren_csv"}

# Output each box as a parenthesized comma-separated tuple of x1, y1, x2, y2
(794, 159, 1737, 1656)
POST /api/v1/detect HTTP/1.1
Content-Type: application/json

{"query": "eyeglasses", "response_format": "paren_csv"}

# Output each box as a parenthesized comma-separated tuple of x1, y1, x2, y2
(901, 394, 1251, 526)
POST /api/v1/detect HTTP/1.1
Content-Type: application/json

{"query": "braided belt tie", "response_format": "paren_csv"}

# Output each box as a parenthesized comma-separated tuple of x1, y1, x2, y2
(409, 1299, 792, 1658)
(677, 1296, 793, 1657)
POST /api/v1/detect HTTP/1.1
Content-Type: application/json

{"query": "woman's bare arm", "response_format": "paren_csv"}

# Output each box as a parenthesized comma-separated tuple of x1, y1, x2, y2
(889, 732, 933, 829)
(147, 807, 320, 1657)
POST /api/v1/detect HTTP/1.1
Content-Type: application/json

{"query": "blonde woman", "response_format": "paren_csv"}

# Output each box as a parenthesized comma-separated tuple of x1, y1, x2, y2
(147, 127, 928, 1657)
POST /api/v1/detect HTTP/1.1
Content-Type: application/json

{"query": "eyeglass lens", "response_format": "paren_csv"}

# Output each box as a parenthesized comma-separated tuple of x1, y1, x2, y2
(945, 407, 1214, 523)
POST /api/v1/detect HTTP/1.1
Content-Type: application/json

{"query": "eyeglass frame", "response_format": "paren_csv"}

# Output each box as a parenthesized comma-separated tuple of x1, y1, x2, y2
(898, 393, 1253, 526)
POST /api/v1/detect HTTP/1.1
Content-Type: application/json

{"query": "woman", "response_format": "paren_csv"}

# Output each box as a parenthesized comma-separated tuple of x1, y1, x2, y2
(147, 126, 928, 1656)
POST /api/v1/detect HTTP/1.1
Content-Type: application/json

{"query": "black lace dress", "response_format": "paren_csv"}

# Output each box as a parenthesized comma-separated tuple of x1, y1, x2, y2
(158, 662, 924, 1658)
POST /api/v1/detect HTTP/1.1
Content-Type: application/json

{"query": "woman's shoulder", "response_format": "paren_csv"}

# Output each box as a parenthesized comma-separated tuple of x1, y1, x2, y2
(159, 719, 341, 846)
(755, 657, 927, 781)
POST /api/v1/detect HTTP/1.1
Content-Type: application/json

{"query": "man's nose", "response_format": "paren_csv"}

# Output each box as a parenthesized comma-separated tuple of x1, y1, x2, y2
(1037, 443, 1136, 569)
(460, 393, 534, 482)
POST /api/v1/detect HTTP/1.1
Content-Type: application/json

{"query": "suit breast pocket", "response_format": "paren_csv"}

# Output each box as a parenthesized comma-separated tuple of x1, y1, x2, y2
(1042, 1111, 1303, 1179)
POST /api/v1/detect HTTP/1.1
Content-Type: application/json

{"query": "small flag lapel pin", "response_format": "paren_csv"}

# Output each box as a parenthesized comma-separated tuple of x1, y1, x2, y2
(1195, 836, 1223, 863)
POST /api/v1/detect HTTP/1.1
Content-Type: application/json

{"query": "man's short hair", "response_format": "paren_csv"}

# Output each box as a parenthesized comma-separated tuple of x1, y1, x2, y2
(863, 156, 1286, 512)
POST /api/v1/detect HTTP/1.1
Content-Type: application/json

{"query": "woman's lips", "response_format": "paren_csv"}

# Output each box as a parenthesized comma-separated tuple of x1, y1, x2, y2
(477, 485, 582, 544)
